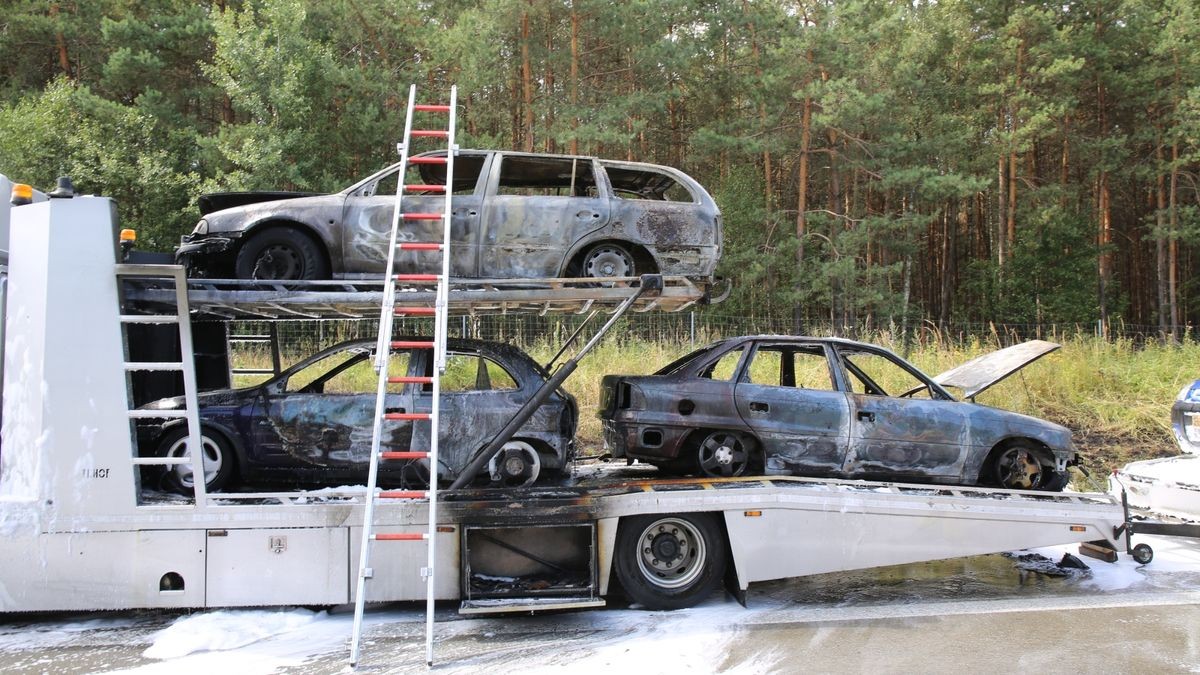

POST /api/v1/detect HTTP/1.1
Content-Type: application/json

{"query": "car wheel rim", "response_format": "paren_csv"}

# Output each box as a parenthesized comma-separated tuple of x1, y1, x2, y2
(698, 432, 747, 478)
(166, 435, 222, 488)
(583, 246, 632, 279)
(997, 447, 1041, 489)
(252, 244, 303, 279)
(635, 518, 707, 589)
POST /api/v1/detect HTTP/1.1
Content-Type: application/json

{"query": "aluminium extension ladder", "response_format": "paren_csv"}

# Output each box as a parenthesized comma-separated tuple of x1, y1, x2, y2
(350, 84, 458, 668)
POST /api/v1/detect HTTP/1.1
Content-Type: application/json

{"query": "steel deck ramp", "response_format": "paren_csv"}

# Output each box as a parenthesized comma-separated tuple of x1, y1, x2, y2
(120, 274, 712, 320)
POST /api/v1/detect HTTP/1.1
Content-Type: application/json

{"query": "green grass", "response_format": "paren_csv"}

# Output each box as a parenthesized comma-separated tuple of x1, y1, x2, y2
(231, 335, 1197, 471)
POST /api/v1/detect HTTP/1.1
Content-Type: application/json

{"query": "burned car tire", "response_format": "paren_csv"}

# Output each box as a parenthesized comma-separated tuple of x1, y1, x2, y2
(157, 426, 235, 494)
(235, 227, 329, 280)
(582, 243, 635, 280)
(991, 443, 1048, 491)
(695, 431, 752, 478)
(614, 513, 727, 610)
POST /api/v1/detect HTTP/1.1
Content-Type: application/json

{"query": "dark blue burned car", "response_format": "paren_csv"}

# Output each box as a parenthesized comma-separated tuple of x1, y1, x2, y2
(138, 339, 575, 493)
(600, 336, 1075, 491)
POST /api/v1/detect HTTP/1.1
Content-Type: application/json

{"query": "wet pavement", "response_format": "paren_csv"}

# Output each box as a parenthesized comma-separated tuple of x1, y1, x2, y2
(2, 534, 1198, 674)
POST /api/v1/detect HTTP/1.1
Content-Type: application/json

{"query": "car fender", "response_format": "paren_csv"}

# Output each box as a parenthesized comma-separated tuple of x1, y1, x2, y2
(556, 234, 656, 277)
(238, 217, 341, 269)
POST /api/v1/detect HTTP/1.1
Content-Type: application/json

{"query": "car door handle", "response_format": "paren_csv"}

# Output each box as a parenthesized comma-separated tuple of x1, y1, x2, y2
(749, 401, 769, 413)
(385, 407, 405, 415)
(857, 411, 876, 422)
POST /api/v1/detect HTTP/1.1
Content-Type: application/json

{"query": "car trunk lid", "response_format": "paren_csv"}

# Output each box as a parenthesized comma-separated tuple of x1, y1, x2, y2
(932, 339, 1060, 400)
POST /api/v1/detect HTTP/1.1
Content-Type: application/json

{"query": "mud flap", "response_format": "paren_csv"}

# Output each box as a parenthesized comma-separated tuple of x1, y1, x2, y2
(724, 563, 747, 607)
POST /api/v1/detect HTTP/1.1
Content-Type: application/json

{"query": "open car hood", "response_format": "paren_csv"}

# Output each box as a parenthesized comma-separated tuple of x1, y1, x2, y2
(933, 340, 1060, 400)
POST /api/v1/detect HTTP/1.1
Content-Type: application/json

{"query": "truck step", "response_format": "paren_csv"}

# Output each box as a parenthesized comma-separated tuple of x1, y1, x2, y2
(458, 597, 606, 615)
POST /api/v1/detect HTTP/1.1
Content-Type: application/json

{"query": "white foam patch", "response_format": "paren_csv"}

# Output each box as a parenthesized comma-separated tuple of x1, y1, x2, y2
(1027, 533, 1200, 591)
(142, 609, 322, 660)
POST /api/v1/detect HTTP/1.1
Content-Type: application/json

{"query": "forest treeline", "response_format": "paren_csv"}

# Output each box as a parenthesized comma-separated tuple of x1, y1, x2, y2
(1, 0, 1197, 336)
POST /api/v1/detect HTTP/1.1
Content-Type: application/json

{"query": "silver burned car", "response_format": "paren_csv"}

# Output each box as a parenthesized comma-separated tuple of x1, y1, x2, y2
(600, 337, 1076, 491)
(177, 150, 722, 282)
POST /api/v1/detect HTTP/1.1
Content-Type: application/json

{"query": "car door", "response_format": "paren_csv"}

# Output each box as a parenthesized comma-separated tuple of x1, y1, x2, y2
(733, 341, 850, 476)
(478, 154, 610, 277)
(835, 345, 970, 481)
(339, 154, 487, 275)
(409, 348, 527, 478)
(252, 348, 413, 470)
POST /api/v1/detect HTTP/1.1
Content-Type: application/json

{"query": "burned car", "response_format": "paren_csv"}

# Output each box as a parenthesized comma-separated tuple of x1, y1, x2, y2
(177, 150, 721, 283)
(138, 338, 576, 492)
(599, 336, 1074, 491)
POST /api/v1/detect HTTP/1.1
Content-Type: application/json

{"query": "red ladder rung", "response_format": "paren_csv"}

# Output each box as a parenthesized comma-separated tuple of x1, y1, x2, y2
(413, 104, 451, 112)
(379, 490, 428, 500)
(373, 532, 426, 541)
(397, 242, 442, 251)
(395, 307, 437, 316)
(409, 156, 448, 165)
(381, 451, 429, 460)
(401, 213, 444, 221)
(394, 273, 441, 282)
(391, 340, 434, 349)
(410, 130, 449, 138)
(404, 184, 446, 192)
(388, 376, 434, 384)
(384, 412, 431, 421)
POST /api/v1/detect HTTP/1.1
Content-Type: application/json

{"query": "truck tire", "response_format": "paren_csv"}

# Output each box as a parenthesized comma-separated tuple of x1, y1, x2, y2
(614, 513, 727, 610)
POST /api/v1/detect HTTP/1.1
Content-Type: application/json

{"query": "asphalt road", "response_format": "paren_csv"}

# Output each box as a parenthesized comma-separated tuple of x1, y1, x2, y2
(2, 538, 1198, 674)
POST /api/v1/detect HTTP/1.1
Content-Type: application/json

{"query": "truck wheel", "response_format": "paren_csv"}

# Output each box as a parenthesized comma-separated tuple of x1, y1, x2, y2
(235, 227, 329, 280)
(158, 426, 235, 494)
(614, 513, 727, 610)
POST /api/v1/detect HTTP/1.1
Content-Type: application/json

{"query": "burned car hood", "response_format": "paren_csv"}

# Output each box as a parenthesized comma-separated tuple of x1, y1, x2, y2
(198, 191, 323, 216)
(140, 389, 251, 410)
(933, 340, 1060, 400)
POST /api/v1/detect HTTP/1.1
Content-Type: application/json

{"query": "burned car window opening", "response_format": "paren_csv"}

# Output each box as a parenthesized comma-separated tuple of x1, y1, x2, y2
(496, 156, 596, 198)
(604, 165, 698, 203)
(747, 344, 835, 390)
(699, 347, 744, 381)
(429, 353, 519, 393)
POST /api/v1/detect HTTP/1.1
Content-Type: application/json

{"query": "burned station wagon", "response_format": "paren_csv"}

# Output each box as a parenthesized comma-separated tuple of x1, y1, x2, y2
(138, 338, 576, 493)
(177, 150, 722, 283)
(600, 336, 1075, 491)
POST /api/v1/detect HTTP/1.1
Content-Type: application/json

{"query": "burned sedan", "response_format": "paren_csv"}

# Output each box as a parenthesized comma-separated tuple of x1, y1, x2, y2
(600, 336, 1075, 491)
(177, 150, 721, 283)
(138, 338, 576, 493)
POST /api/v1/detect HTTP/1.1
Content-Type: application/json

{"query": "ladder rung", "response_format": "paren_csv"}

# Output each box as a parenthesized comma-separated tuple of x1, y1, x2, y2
(410, 130, 449, 138)
(404, 184, 446, 192)
(119, 314, 179, 324)
(385, 412, 431, 421)
(381, 451, 429, 460)
(391, 340, 435, 349)
(413, 104, 451, 112)
(379, 490, 429, 500)
(128, 410, 187, 419)
(373, 532, 427, 541)
(394, 273, 441, 282)
(397, 242, 442, 251)
(388, 376, 434, 384)
(401, 213, 444, 221)
(395, 307, 437, 316)
(132, 456, 191, 466)
(409, 156, 448, 165)
(124, 362, 183, 372)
